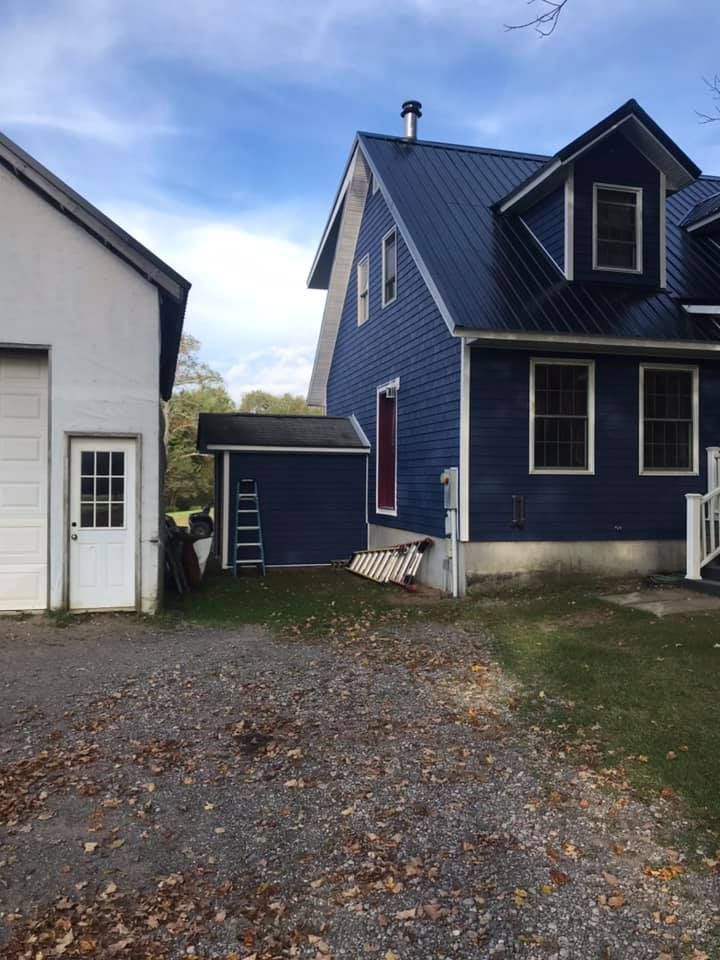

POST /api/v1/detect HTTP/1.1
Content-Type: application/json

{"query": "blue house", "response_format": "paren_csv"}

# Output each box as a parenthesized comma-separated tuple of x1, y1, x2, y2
(307, 99, 720, 593)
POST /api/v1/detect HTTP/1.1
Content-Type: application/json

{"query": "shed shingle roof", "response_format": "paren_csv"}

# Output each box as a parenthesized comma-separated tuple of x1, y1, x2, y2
(197, 414, 369, 452)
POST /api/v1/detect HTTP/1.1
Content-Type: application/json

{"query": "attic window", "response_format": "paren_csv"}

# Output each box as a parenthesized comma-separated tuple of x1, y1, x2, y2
(593, 184, 642, 273)
(382, 228, 397, 307)
(357, 255, 369, 326)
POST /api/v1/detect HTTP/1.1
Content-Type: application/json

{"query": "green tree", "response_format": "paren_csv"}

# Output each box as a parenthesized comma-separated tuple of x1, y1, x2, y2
(164, 335, 234, 511)
(238, 389, 321, 415)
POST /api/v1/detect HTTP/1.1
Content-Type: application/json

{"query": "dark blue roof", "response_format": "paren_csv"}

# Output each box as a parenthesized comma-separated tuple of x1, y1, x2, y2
(359, 133, 720, 341)
(680, 190, 720, 230)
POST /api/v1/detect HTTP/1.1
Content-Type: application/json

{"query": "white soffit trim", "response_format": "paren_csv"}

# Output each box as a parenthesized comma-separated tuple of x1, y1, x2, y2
(499, 114, 695, 215)
(452, 327, 720, 353)
(358, 141, 456, 335)
(307, 136, 359, 288)
(685, 211, 720, 233)
(350, 413, 371, 448)
(307, 148, 370, 407)
(206, 444, 368, 454)
(682, 305, 720, 315)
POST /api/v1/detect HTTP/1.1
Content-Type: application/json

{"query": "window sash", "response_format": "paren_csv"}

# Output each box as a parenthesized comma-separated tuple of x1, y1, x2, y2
(593, 185, 641, 272)
(382, 230, 397, 306)
(640, 366, 697, 473)
(530, 361, 593, 473)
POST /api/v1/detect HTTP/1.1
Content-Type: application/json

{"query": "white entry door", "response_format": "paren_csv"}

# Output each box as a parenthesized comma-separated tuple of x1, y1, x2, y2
(69, 438, 137, 610)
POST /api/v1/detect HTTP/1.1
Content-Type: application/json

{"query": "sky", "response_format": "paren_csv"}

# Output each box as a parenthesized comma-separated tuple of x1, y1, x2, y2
(2, 0, 720, 402)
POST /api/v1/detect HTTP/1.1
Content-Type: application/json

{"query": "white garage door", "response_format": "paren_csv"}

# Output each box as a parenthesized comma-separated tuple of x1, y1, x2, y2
(0, 351, 48, 610)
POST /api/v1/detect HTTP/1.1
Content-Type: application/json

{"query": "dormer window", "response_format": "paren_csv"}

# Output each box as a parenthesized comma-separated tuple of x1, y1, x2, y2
(593, 184, 642, 273)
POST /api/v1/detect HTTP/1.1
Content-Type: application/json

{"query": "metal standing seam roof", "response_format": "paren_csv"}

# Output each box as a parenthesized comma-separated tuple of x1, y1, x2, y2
(357, 132, 720, 342)
(197, 413, 370, 452)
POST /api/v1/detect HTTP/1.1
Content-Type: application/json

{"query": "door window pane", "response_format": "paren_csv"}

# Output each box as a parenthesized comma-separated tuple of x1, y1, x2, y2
(78, 448, 127, 528)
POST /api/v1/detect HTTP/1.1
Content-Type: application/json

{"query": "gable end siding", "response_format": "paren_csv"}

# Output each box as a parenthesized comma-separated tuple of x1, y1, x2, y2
(326, 187, 460, 537)
(573, 130, 661, 287)
(469, 347, 720, 543)
(521, 186, 565, 271)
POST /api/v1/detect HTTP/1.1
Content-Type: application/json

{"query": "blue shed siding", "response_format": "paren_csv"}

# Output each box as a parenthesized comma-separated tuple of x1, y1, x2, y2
(326, 186, 460, 538)
(573, 130, 661, 287)
(521, 186, 565, 271)
(226, 452, 367, 565)
(469, 348, 720, 543)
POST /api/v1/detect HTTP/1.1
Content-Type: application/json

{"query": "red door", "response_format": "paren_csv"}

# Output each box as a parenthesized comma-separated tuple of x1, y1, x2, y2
(377, 390, 397, 512)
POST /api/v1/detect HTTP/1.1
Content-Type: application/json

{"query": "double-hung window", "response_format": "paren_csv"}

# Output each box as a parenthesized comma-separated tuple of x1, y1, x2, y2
(530, 359, 595, 474)
(357, 255, 369, 326)
(381, 228, 397, 306)
(640, 365, 698, 474)
(593, 184, 642, 273)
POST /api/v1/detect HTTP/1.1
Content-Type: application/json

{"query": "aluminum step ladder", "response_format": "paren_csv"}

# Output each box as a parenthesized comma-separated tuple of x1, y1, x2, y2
(233, 478, 265, 576)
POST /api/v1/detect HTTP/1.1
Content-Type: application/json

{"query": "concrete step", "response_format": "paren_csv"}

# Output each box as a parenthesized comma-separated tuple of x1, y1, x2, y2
(703, 562, 720, 582)
(685, 576, 720, 597)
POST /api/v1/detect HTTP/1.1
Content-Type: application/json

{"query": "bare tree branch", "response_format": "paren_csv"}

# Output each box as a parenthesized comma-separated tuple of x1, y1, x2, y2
(504, 0, 569, 36)
(696, 75, 720, 124)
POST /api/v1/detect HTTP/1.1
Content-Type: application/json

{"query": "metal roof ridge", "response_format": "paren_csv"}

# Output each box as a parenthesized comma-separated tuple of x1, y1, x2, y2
(357, 132, 550, 163)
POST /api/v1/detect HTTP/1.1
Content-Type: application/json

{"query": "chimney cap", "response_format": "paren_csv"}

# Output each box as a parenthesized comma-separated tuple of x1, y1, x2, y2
(400, 100, 423, 119)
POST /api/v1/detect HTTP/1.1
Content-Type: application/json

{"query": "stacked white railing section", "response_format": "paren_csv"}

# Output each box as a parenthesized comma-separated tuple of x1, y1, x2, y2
(686, 446, 720, 580)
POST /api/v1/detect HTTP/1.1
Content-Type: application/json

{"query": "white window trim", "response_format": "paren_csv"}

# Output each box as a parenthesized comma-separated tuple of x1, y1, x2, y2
(381, 227, 398, 308)
(357, 254, 369, 326)
(529, 358, 596, 476)
(638, 363, 699, 476)
(375, 377, 399, 516)
(592, 183, 643, 275)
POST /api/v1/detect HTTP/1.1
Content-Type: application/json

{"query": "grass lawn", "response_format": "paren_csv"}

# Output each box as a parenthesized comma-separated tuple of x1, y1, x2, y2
(168, 568, 720, 837)
(459, 577, 720, 839)
(163, 565, 406, 630)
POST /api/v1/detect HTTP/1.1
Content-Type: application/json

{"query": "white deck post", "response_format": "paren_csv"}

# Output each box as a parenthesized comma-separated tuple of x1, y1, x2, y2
(686, 493, 703, 580)
(707, 447, 720, 493)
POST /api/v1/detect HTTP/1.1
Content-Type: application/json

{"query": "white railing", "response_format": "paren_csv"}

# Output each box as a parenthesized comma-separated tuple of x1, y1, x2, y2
(686, 447, 720, 579)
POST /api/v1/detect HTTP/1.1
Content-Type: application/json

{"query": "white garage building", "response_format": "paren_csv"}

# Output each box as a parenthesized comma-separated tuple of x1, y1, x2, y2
(0, 131, 190, 614)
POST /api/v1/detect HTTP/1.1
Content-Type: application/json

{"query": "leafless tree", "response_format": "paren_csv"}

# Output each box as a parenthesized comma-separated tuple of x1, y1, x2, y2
(697, 76, 720, 123)
(506, 1, 718, 123)
(504, 0, 569, 36)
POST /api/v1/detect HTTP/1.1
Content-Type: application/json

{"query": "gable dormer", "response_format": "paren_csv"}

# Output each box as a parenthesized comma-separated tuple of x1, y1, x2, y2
(498, 100, 701, 290)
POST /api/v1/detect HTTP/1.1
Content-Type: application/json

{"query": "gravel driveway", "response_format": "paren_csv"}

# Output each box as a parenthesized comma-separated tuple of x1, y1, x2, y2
(0, 612, 717, 959)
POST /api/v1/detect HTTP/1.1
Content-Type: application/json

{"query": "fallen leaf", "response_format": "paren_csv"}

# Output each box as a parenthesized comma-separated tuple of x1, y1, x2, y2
(607, 892, 625, 909)
(83, 842, 99, 853)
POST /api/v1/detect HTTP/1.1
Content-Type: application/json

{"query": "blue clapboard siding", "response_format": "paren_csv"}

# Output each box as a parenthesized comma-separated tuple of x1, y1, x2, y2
(573, 130, 661, 287)
(521, 186, 565, 271)
(227, 453, 367, 565)
(326, 186, 460, 537)
(469, 348, 720, 542)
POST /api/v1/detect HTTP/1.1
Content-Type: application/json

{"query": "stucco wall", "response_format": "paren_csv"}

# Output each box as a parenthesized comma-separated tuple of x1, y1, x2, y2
(0, 164, 162, 612)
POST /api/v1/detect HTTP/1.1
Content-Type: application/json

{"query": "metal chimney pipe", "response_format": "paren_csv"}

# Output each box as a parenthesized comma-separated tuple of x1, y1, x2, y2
(401, 100, 422, 140)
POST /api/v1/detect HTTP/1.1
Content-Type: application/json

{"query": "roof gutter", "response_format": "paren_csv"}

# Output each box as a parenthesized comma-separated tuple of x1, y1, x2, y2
(452, 327, 720, 354)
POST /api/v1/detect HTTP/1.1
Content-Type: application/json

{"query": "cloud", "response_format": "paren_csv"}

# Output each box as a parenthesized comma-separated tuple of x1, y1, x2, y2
(108, 202, 326, 400)
(225, 346, 316, 401)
